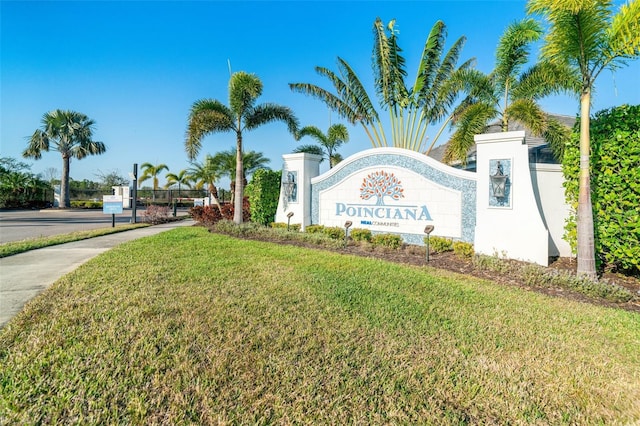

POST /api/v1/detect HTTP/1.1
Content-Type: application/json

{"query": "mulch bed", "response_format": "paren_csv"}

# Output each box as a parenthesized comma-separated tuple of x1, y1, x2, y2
(204, 224, 640, 314)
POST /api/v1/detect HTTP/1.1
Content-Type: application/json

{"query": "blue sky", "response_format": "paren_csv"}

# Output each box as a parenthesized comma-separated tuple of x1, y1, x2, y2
(2, 0, 638, 188)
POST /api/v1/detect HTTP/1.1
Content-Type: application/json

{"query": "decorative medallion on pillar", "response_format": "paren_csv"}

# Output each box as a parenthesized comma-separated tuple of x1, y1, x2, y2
(489, 159, 511, 208)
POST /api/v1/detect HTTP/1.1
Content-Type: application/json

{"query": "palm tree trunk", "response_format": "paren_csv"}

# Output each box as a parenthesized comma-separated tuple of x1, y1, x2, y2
(577, 89, 597, 278)
(234, 131, 244, 224)
(61, 155, 71, 208)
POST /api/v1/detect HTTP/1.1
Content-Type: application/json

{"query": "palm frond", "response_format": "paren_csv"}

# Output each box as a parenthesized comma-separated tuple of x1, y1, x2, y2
(542, 115, 572, 161)
(296, 125, 326, 143)
(245, 104, 299, 135)
(608, 0, 640, 55)
(412, 20, 447, 100)
(422, 35, 468, 123)
(289, 82, 355, 125)
(372, 18, 408, 111)
(513, 60, 581, 99)
(185, 99, 235, 160)
(505, 98, 547, 136)
(228, 71, 263, 117)
(327, 124, 349, 145)
(445, 102, 497, 165)
(494, 18, 542, 91)
(293, 144, 325, 160)
(23, 130, 49, 159)
(336, 58, 381, 125)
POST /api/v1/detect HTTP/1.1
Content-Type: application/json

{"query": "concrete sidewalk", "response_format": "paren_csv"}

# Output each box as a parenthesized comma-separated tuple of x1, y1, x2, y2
(0, 219, 195, 329)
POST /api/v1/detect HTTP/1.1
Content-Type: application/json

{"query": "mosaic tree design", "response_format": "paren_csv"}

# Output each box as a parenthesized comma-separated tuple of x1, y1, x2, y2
(360, 171, 404, 205)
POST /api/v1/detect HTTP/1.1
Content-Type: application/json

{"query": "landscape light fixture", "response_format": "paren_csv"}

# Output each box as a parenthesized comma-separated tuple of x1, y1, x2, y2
(424, 225, 435, 262)
(286, 211, 294, 231)
(344, 221, 353, 248)
(490, 161, 508, 199)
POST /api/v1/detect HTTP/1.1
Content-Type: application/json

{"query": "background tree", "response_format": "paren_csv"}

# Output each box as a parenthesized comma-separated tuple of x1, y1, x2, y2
(294, 123, 349, 168)
(139, 162, 169, 201)
(96, 170, 128, 190)
(164, 169, 192, 196)
(290, 18, 473, 153)
(209, 148, 271, 202)
(23, 109, 106, 208)
(188, 155, 222, 206)
(42, 167, 59, 185)
(527, 0, 640, 278)
(186, 71, 298, 223)
(444, 18, 578, 165)
(0, 157, 52, 208)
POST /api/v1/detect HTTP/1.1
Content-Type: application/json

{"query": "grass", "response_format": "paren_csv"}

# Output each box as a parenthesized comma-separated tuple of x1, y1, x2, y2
(1, 227, 639, 424)
(0, 223, 150, 258)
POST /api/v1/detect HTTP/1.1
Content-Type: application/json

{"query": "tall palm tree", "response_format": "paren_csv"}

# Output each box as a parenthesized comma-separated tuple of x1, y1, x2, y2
(186, 71, 298, 223)
(164, 169, 191, 196)
(23, 109, 106, 208)
(443, 18, 579, 165)
(290, 18, 473, 153)
(294, 123, 349, 168)
(139, 162, 169, 201)
(527, 0, 640, 278)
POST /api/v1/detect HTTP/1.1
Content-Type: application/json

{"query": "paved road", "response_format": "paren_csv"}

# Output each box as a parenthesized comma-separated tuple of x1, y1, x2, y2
(0, 208, 188, 244)
(0, 219, 195, 329)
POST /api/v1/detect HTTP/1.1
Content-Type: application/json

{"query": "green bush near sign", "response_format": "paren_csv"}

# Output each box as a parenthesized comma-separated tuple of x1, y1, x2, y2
(563, 104, 640, 274)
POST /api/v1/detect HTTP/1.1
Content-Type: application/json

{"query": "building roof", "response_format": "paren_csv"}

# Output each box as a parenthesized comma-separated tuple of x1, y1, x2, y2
(428, 113, 576, 169)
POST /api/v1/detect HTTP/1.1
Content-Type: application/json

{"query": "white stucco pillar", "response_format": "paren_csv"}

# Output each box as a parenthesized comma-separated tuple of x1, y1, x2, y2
(474, 131, 550, 266)
(275, 153, 322, 230)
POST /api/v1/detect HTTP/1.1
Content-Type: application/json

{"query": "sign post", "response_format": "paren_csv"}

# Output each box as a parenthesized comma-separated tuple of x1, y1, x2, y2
(103, 195, 123, 227)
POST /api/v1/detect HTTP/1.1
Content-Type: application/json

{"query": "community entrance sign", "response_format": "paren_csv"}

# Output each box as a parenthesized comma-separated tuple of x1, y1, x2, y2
(275, 132, 570, 266)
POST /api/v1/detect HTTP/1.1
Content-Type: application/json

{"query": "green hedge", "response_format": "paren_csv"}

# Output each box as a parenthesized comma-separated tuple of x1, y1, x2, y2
(563, 104, 640, 274)
(248, 169, 281, 226)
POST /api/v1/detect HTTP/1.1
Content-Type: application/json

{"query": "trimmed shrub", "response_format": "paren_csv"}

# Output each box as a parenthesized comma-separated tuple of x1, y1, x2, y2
(563, 104, 640, 274)
(70, 200, 102, 209)
(350, 228, 372, 242)
(305, 225, 325, 234)
(190, 205, 224, 225)
(371, 233, 402, 249)
(323, 227, 345, 240)
(248, 169, 282, 226)
(142, 205, 171, 224)
(270, 222, 301, 231)
(427, 236, 454, 253)
(453, 241, 474, 259)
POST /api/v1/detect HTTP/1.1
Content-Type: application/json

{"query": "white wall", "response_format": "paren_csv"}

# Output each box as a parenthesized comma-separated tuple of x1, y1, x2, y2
(530, 164, 572, 257)
(275, 153, 322, 229)
(474, 131, 550, 266)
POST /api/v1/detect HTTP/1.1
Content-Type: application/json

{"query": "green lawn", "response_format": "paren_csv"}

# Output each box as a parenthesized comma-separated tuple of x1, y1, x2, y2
(1, 227, 638, 424)
(0, 223, 150, 258)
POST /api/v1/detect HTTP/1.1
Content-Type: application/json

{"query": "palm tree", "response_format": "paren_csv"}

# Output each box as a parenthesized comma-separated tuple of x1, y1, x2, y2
(164, 169, 191, 197)
(443, 18, 579, 165)
(527, 0, 640, 278)
(139, 162, 169, 201)
(186, 71, 298, 223)
(188, 155, 222, 206)
(294, 123, 349, 168)
(209, 148, 271, 202)
(290, 18, 473, 153)
(23, 109, 106, 208)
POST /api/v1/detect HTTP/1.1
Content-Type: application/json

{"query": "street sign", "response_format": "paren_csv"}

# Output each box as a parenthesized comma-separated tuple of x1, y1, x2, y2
(103, 195, 123, 214)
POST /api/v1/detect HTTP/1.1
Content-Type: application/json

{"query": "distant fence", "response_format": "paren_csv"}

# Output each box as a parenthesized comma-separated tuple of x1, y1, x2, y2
(68, 188, 233, 205)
